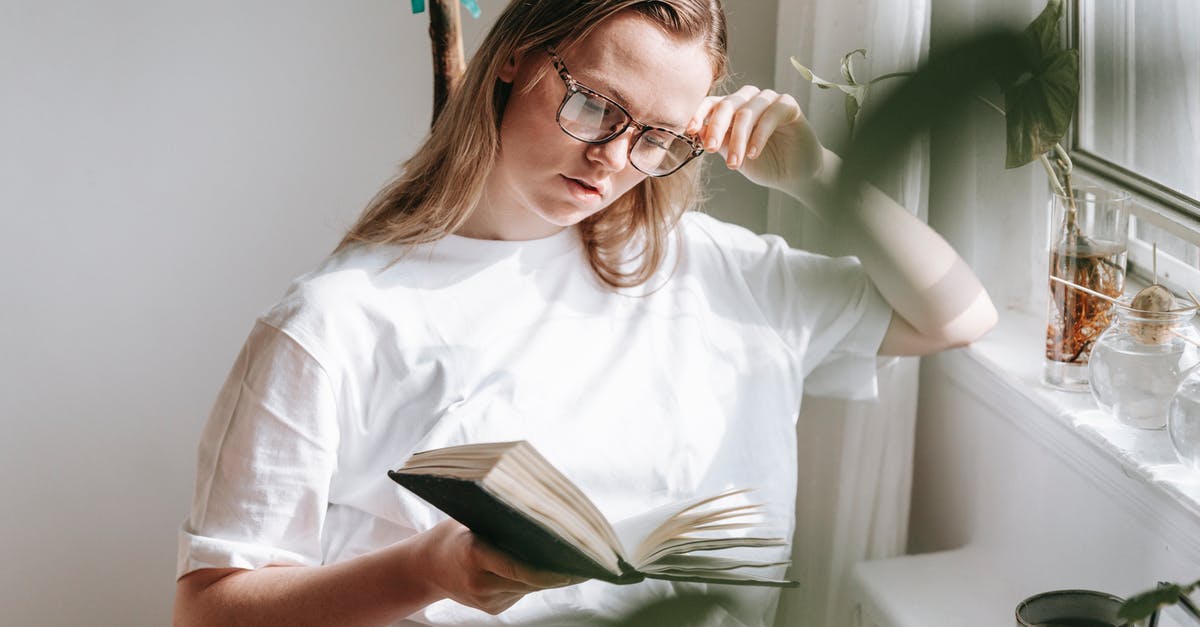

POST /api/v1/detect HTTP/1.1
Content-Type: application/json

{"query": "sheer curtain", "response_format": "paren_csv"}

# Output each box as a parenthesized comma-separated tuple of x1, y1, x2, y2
(768, 1, 930, 625)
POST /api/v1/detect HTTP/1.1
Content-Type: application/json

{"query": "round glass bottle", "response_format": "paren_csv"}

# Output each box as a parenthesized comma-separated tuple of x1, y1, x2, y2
(1169, 370, 1200, 469)
(1088, 300, 1200, 429)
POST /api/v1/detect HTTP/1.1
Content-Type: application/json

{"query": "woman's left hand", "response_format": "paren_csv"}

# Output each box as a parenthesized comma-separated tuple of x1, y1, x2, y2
(687, 86, 825, 195)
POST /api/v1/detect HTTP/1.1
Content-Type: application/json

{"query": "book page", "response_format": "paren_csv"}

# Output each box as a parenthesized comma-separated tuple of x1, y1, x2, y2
(400, 441, 523, 477)
(639, 554, 790, 572)
(397, 441, 625, 575)
(610, 499, 692, 565)
(505, 444, 624, 553)
(611, 489, 777, 569)
(485, 454, 622, 573)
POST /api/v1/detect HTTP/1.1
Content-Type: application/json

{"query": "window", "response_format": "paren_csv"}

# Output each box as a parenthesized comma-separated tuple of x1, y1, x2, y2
(1071, 0, 1200, 295)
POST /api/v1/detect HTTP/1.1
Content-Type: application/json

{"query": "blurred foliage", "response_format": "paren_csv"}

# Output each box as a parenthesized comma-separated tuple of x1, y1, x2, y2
(1118, 579, 1200, 623)
(795, 0, 1077, 171)
(583, 591, 730, 627)
(832, 29, 1027, 203)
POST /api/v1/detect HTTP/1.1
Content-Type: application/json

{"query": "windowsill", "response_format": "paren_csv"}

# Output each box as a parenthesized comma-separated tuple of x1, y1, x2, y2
(950, 306, 1200, 520)
(847, 307, 1200, 627)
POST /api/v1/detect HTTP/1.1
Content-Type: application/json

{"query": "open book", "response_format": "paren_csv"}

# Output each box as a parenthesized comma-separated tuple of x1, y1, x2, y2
(388, 440, 797, 587)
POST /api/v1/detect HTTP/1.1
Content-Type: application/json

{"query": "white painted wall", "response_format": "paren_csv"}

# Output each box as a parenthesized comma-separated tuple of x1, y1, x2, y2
(876, 346, 1200, 626)
(0, 2, 775, 624)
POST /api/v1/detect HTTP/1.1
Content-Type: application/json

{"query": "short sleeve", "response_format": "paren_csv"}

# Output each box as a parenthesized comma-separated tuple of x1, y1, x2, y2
(798, 257, 891, 400)
(176, 320, 340, 578)
(686, 213, 893, 401)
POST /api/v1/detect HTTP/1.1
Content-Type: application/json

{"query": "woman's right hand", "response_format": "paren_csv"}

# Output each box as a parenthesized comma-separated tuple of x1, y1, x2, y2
(688, 85, 826, 200)
(416, 519, 582, 615)
(173, 519, 581, 626)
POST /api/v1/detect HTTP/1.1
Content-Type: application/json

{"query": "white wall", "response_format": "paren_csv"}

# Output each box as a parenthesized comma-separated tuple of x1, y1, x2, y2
(0, 2, 776, 624)
(897, 349, 1200, 622)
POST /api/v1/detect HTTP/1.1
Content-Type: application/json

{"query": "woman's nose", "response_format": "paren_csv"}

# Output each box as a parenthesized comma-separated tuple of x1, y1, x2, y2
(585, 128, 634, 172)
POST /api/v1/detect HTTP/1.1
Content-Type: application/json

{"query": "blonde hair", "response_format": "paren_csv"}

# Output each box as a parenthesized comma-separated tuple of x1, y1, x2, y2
(336, 0, 728, 288)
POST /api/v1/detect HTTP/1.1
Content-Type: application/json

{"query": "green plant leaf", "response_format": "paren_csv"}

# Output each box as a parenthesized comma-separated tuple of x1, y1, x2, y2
(995, 0, 1078, 168)
(838, 83, 867, 103)
(791, 58, 841, 90)
(841, 48, 867, 84)
(1118, 584, 1185, 622)
(792, 57, 868, 128)
(845, 93, 862, 137)
(1003, 48, 1078, 168)
(1023, 0, 1066, 67)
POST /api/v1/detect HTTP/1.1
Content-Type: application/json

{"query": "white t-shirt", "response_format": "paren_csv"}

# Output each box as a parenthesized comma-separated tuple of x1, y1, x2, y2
(177, 211, 892, 626)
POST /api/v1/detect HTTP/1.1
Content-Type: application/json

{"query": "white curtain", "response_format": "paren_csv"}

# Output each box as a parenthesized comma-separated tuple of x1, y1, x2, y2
(768, 1, 930, 626)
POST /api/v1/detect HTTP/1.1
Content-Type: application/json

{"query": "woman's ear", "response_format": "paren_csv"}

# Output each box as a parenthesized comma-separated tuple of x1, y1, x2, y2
(498, 53, 521, 84)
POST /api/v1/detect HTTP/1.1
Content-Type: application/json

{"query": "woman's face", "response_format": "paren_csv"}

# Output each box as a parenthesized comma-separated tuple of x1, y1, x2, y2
(466, 12, 715, 240)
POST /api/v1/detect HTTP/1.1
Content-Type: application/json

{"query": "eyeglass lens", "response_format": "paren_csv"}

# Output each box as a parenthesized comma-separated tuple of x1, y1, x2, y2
(558, 89, 696, 176)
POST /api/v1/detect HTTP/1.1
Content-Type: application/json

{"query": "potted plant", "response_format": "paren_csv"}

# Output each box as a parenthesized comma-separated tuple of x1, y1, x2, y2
(795, 0, 1127, 390)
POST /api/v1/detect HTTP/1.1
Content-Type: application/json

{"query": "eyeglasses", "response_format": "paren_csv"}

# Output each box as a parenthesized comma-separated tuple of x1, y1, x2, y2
(547, 49, 704, 177)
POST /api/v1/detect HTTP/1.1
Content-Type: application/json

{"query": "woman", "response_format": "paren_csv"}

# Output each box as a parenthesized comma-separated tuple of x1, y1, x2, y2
(173, 0, 996, 625)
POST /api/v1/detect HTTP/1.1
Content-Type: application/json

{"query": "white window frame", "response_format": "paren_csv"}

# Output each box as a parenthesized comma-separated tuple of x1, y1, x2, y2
(1067, 0, 1200, 298)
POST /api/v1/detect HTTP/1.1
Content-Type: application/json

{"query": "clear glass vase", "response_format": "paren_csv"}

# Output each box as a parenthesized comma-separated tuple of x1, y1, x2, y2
(1169, 367, 1200, 469)
(1089, 300, 1200, 429)
(1043, 186, 1130, 391)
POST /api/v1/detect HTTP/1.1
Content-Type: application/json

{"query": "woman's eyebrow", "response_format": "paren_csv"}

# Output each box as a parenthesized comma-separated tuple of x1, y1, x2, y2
(588, 77, 685, 130)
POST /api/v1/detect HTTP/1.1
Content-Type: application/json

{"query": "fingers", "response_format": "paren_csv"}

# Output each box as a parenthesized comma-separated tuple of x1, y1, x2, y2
(462, 536, 582, 614)
(458, 568, 580, 614)
(469, 535, 577, 590)
(457, 574, 527, 615)
(689, 87, 802, 170)
(423, 520, 583, 616)
(725, 89, 781, 168)
(744, 93, 802, 163)
(693, 85, 760, 154)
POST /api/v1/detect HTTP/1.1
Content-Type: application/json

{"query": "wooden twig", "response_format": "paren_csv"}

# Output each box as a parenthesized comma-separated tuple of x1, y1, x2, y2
(1049, 274, 1121, 305)
(1169, 329, 1200, 350)
(1153, 242, 1159, 284)
(428, 0, 466, 126)
(1049, 275, 1197, 314)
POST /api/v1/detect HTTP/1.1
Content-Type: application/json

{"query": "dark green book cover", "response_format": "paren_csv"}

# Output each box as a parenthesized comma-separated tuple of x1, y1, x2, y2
(388, 471, 644, 584)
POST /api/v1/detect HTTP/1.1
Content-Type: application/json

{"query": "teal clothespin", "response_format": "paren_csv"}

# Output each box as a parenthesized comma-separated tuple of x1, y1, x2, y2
(411, 0, 479, 17)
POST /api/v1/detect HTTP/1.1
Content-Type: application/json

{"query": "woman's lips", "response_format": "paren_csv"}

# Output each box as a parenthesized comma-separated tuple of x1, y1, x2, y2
(563, 175, 604, 202)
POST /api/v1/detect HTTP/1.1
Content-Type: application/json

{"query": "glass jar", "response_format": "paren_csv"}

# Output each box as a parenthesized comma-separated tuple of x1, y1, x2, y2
(1169, 370, 1200, 469)
(1088, 300, 1200, 429)
(1043, 186, 1129, 391)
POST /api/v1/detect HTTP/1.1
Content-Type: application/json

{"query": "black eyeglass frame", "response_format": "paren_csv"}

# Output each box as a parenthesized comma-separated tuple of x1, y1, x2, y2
(546, 48, 705, 177)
